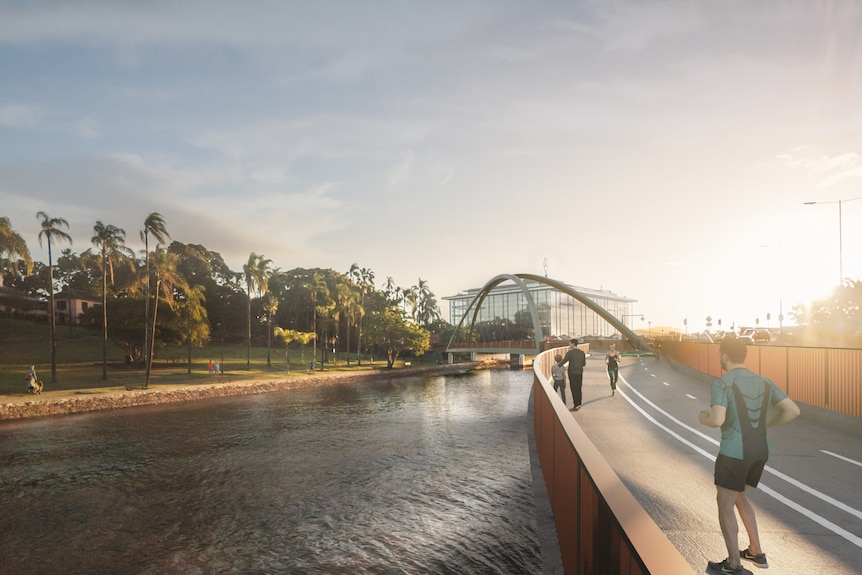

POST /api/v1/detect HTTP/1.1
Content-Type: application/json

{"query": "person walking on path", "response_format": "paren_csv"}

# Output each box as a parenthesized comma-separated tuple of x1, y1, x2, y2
(698, 336, 800, 575)
(557, 338, 586, 410)
(550, 354, 567, 405)
(25, 365, 38, 392)
(605, 344, 621, 395)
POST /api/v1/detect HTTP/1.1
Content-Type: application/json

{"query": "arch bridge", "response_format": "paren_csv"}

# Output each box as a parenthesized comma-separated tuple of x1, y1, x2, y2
(445, 273, 648, 360)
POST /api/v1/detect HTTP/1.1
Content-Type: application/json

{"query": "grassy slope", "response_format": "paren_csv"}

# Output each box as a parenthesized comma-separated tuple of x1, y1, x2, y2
(0, 316, 392, 396)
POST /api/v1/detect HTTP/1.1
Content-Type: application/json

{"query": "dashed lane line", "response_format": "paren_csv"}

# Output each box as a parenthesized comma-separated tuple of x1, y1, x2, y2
(822, 450, 862, 468)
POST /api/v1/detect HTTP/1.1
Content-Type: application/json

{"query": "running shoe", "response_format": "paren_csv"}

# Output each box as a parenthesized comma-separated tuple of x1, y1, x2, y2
(706, 558, 753, 575)
(740, 548, 768, 568)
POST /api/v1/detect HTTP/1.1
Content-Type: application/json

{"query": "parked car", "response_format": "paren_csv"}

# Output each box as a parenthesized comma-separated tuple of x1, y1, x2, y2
(737, 328, 771, 344)
(753, 329, 772, 343)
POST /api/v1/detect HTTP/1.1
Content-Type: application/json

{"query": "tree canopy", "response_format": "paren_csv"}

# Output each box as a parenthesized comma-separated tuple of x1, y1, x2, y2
(2, 213, 449, 366)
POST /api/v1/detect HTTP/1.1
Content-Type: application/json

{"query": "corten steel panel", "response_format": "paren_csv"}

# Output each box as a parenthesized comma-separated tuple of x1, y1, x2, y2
(788, 347, 827, 408)
(743, 344, 761, 373)
(759, 346, 789, 393)
(667, 342, 862, 418)
(579, 466, 598, 575)
(554, 422, 580, 574)
(826, 349, 862, 417)
(536, 382, 556, 496)
(698, 344, 709, 374)
(710, 343, 722, 377)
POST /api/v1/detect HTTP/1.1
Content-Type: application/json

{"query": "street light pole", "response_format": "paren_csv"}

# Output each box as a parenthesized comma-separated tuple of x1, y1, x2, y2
(804, 196, 862, 285)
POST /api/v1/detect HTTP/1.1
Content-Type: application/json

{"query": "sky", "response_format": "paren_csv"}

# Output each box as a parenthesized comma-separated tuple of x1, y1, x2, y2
(2, 0, 862, 334)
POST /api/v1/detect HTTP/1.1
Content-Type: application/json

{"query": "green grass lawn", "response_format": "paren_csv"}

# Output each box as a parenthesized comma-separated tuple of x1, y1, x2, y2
(0, 316, 401, 396)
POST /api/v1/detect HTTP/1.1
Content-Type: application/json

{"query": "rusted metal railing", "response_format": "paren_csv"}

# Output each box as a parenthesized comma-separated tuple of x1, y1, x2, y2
(664, 341, 862, 419)
(533, 349, 696, 575)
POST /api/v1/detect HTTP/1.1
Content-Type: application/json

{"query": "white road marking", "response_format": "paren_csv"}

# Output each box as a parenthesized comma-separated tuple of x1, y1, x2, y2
(685, 394, 697, 400)
(822, 450, 862, 468)
(617, 375, 862, 547)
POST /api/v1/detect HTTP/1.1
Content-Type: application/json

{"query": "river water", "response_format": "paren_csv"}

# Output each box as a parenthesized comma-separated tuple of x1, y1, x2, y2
(0, 369, 542, 574)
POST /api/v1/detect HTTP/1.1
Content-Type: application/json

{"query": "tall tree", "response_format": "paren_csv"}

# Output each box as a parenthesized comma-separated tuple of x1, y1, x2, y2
(36, 211, 72, 385)
(140, 213, 171, 378)
(332, 280, 357, 364)
(180, 284, 209, 374)
(263, 291, 278, 367)
(0, 216, 34, 275)
(304, 271, 331, 369)
(413, 277, 442, 327)
(384, 276, 404, 309)
(403, 285, 418, 320)
(91, 221, 134, 380)
(145, 246, 187, 387)
(349, 264, 375, 365)
(243, 252, 271, 368)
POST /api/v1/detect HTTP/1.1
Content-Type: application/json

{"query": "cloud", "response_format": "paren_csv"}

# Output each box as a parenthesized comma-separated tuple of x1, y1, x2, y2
(386, 149, 415, 190)
(0, 104, 45, 128)
(775, 148, 862, 190)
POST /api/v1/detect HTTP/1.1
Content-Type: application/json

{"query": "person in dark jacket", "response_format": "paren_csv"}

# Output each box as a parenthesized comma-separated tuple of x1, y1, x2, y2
(557, 338, 586, 410)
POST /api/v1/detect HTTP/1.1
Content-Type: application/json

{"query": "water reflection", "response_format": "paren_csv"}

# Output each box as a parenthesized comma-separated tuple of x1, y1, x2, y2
(0, 369, 541, 574)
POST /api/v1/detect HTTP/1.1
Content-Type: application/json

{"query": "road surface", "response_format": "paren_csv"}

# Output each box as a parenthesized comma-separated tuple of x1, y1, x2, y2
(565, 353, 862, 574)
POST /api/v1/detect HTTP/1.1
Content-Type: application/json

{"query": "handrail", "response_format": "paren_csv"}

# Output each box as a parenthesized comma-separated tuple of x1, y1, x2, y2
(533, 349, 695, 574)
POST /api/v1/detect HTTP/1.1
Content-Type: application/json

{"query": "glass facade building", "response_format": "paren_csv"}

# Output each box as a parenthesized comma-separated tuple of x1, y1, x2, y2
(444, 278, 636, 345)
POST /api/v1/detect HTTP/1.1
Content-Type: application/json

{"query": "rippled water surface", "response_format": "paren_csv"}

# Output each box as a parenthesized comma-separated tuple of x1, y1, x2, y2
(0, 369, 541, 574)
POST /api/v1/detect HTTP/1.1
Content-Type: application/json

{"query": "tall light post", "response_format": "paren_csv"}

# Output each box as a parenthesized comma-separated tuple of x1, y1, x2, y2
(804, 196, 862, 284)
(759, 244, 784, 336)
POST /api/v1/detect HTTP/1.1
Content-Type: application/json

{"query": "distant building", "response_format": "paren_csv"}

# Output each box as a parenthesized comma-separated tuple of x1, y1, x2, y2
(53, 289, 100, 325)
(443, 278, 636, 342)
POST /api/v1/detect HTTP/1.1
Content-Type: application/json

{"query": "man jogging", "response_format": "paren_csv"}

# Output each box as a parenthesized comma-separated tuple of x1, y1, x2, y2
(698, 336, 799, 574)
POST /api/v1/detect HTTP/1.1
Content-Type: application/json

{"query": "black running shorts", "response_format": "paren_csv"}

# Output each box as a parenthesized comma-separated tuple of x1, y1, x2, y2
(714, 453, 768, 491)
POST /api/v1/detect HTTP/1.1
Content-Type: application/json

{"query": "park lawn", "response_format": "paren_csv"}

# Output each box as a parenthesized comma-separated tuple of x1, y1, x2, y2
(0, 317, 401, 397)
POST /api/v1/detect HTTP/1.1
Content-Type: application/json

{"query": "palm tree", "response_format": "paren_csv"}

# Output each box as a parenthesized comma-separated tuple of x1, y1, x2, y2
(181, 284, 208, 375)
(262, 292, 278, 367)
(140, 213, 171, 381)
(414, 278, 441, 327)
(336, 281, 361, 366)
(0, 216, 34, 275)
(36, 211, 72, 385)
(304, 272, 331, 370)
(403, 285, 418, 320)
(243, 252, 272, 368)
(91, 222, 134, 380)
(349, 264, 374, 365)
(384, 276, 404, 310)
(145, 247, 187, 387)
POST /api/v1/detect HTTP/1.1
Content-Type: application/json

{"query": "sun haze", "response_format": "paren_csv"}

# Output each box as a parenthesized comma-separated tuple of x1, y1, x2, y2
(1, 2, 861, 332)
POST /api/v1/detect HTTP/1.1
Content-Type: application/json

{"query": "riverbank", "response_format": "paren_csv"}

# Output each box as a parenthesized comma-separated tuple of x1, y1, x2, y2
(0, 362, 484, 421)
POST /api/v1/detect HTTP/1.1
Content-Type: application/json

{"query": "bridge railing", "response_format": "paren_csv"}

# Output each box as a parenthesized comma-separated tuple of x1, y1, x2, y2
(533, 349, 695, 575)
(663, 341, 862, 419)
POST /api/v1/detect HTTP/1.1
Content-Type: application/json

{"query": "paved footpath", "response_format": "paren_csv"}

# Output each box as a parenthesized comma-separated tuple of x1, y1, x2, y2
(566, 354, 862, 575)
